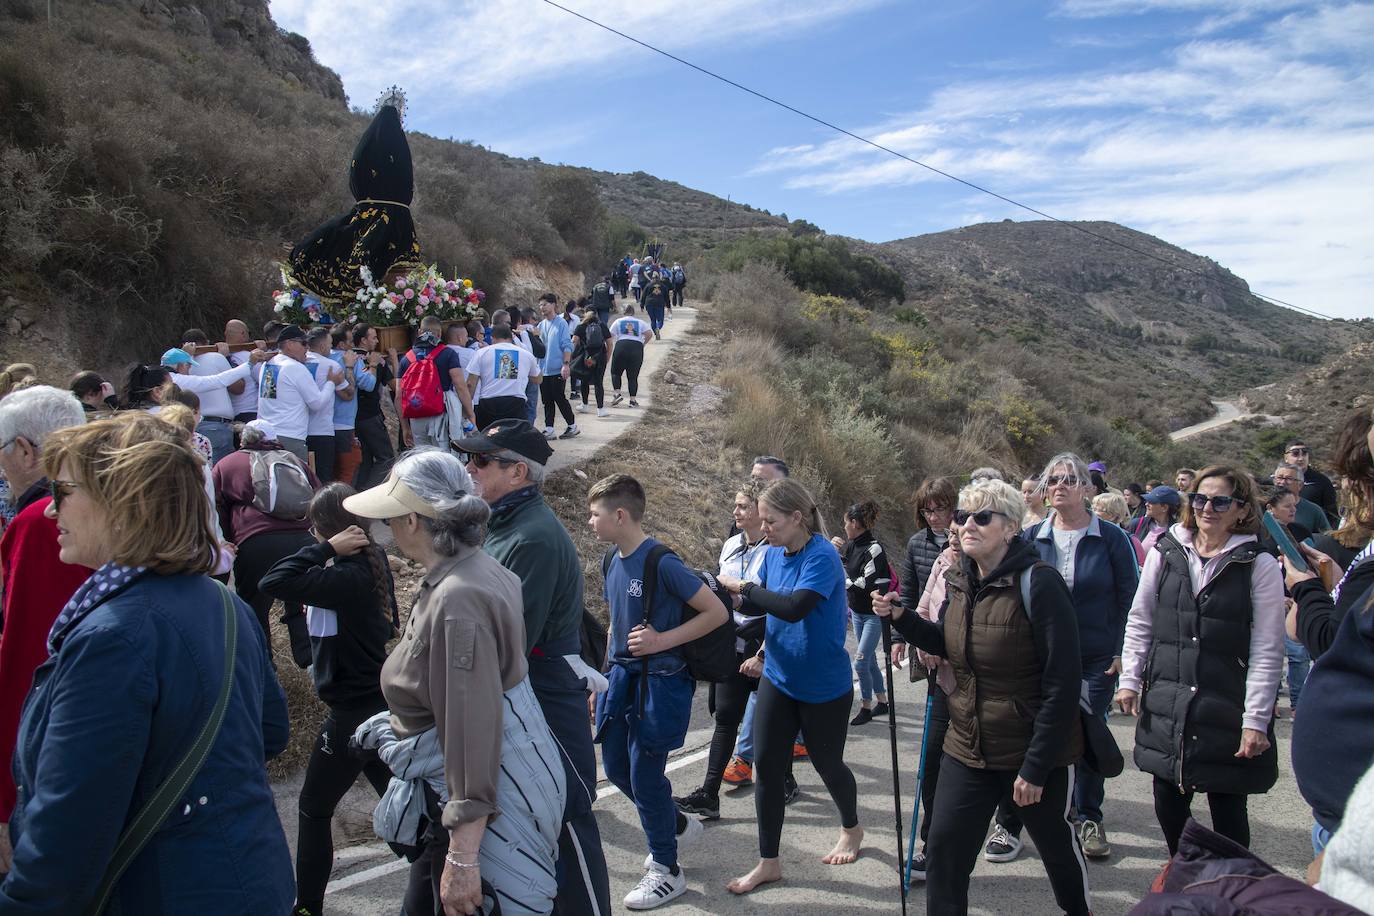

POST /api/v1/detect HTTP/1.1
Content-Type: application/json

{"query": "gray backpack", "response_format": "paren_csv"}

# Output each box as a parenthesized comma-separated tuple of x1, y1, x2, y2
(248, 449, 313, 520)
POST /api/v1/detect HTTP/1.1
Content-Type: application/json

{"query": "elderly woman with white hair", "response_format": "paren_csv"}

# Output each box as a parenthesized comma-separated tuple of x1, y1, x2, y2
(345, 449, 566, 916)
(873, 479, 1089, 916)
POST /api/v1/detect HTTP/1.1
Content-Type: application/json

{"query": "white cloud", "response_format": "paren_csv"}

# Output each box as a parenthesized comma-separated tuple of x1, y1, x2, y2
(755, 2, 1374, 317)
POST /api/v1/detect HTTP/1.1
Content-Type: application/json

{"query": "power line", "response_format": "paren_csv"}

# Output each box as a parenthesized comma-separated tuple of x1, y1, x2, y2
(539, 0, 1339, 322)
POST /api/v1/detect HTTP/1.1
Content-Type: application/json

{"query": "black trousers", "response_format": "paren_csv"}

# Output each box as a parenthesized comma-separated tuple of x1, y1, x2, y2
(539, 375, 575, 428)
(307, 433, 335, 483)
(353, 414, 395, 490)
(1152, 776, 1250, 855)
(475, 395, 527, 430)
(671, 283, 684, 307)
(233, 530, 315, 642)
(610, 343, 644, 397)
(926, 757, 1090, 916)
(754, 677, 858, 858)
(919, 684, 951, 847)
(295, 702, 393, 914)
(576, 365, 605, 409)
(702, 666, 758, 796)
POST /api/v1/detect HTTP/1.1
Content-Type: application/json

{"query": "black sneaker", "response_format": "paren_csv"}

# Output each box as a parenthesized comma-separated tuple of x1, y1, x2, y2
(612, 392, 624, 406)
(629, 398, 640, 407)
(559, 425, 581, 440)
(673, 787, 720, 820)
(783, 774, 800, 804)
(872, 701, 890, 718)
(850, 707, 874, 727)
(909, 849, 928, 883)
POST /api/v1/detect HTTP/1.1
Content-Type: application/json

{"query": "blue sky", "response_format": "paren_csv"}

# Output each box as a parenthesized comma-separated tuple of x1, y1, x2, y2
(272, 0, 1372, 318)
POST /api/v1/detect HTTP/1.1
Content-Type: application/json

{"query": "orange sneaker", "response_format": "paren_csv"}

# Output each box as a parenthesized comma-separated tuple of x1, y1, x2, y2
(793, 742, 809, 760)
(722, 756, 753, 786)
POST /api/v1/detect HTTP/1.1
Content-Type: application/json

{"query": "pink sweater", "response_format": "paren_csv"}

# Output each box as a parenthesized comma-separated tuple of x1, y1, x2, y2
(1119, 525, 1285, 733)
(914, 545, 957, 695)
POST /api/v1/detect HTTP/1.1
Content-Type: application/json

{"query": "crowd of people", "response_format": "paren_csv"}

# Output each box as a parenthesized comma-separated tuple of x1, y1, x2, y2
(0, 283, 1373, 915)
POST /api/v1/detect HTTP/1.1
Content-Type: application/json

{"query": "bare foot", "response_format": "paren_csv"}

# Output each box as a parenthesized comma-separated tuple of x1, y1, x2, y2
(822, 825, 864, 865)
(726, 858, 783, 895)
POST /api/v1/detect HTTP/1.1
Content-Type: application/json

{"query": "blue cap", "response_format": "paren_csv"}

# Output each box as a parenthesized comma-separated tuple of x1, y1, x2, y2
(160, 348, 194, 368)
(1143, 486, 1181, 507)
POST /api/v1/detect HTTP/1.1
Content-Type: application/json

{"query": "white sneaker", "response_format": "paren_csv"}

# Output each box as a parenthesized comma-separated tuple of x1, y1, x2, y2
(624, 861, 687, 910)
(597, 407, 610, 418)
(643, 812, 704, 868)
(543, 427, 556, 440)
(577, 402, 589, 413)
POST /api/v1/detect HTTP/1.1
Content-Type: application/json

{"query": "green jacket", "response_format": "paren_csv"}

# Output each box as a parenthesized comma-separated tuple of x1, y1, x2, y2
(483, 488, 584, 654)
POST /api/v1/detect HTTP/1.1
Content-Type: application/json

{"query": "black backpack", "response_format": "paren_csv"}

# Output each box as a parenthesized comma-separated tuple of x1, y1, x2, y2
(601, 545, 737, 688)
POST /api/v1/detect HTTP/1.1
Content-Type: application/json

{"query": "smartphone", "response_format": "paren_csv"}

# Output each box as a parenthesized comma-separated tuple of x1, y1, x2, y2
(1263, 513, 1308, 572)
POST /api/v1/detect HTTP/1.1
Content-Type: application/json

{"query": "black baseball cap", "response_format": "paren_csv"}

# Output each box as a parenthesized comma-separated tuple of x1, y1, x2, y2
(276, 325, 307, 344)
(454, 419, 554, 465)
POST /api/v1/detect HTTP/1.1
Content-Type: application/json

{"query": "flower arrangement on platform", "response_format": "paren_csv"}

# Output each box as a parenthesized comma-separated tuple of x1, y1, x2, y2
(368, 264, 485, 327)
(271, 274, 329, 325)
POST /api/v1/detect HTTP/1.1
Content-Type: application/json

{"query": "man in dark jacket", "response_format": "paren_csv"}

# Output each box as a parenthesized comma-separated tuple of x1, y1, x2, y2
(455, 420, 611, 916)
(1287, 439, 1341, 528)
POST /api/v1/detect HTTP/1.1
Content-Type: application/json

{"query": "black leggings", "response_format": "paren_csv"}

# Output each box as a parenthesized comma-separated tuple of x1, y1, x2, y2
(926, 757, 1090, 916)
(295, 702, 393, 915)
(919, 683, 951, 847)
(475, 395, 527, 430)
(539, 375, 575, 427)
(1152, 776, 1250, 855)
(610, 342, 644, 397)
(577, 365, 605, 408)
(233, 530, 314, 640)
(754, 677, 857, 858)
(353, 413, 395, 491)
(702, 665, 758, 796)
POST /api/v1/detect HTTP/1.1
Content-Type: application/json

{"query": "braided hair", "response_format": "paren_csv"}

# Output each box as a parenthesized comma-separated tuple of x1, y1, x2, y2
(308, 483, 399, 630)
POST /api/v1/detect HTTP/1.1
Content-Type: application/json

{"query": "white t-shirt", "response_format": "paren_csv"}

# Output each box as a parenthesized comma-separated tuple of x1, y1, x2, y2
(719, 532, 768, 649)
(228, 351, 259, 417)
(1052, 525, 1088, 590)
(467, 343, 538, 400)
(175, 359, 251, 422)
(305, 352, 345, 437)
(255, 354, 336, 441)
(609, 316, 652, 344)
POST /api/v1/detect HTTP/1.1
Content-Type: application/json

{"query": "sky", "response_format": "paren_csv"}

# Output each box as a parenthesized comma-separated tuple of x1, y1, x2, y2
(271, 0, 1374, 319)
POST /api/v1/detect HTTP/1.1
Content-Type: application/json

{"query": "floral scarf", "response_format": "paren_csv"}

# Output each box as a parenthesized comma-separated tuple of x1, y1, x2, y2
(47, 563, 148, 656)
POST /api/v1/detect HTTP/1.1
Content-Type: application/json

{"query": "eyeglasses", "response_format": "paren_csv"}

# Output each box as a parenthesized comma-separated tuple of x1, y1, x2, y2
(1287, 447, 1309, 456)
(920, 505, 952, 516)
(49, 479, 80, 512)
(461, 452, 517, 469)
(1045, 475, 1081, 488)
(954, 509, 1009, 527)
(0, 437, 15, 452)
(1189, 493, 1240, 513)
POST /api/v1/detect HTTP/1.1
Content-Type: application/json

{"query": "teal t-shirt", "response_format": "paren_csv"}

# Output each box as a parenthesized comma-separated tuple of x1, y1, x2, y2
(760, 533, 851, 703)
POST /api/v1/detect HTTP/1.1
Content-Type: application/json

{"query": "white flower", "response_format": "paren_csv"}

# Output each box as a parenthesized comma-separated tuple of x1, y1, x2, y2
(359, 265, 374, 285)
(273, 302, 285, 314)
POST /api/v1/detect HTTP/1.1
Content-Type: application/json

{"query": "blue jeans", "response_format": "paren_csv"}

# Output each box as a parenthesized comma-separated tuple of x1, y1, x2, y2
(196, 418, 234, 466)
(525, 380, 539, 424)
(851, 613, 888, 702)
(1285, 635, 1311, 707)
(595, 666, 694, 868)
(1313, 821, 1332, 856)
(737, 691, 757, 762)
(645, 302, 665, 332)
(1074, 667, 1118, 824)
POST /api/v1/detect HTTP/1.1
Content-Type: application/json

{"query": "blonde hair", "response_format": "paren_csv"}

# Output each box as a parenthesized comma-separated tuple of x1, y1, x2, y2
(759, 478, 828, 539)
(1092, 492, 1129, 525)
(958, 479, 1027, 530)
(42, 412, 217, 575)
(157, 402, 198, 440)
(0, 363, 37, 398)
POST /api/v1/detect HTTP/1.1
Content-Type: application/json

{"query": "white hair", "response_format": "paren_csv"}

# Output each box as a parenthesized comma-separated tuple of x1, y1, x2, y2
(1037, 452, 1091, 492)
(493, 448, 547, 486)
(0, 385, 86, 452)
(393, 448, 491, 554)
(958, 479, 1028, 530)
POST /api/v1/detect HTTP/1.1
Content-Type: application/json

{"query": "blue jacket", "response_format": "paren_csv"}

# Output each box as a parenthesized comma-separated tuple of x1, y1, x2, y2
(0, 574, 293, 915)
(1024, 513, 1140, 666)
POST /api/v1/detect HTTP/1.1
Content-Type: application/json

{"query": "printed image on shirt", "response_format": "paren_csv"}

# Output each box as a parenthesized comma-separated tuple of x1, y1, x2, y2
(496, 349, 520, 380)
(617, 320, 637, 336)
(260, 364, 280, 400)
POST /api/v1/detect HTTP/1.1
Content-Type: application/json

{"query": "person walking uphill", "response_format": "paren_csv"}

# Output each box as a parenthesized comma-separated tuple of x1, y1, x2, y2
(535, 293, 579, 441)
(835, 501, 892, 726)
(716, 478, 865, 896)
(640, 273, 672, 340)
(453, 420, 612, 916)
(991, 453, 1138, 862)
(0, 412, 293, 914)
(589, 474, 729, 909)
(1116, 466, 1285, 857)
(872, 479, 1091, 916)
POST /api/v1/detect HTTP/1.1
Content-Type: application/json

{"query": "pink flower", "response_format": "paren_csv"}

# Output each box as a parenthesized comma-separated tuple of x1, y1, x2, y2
(395, 279, 406, 289)
(403, 288, 414, 300)
(415, 304, 424, 316)
(446, 280, 458, 291)
(389, 294, 401, 304)
(419, 294, 430, 306)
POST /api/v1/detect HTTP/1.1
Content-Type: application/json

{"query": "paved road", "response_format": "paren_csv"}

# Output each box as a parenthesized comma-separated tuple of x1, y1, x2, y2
(316, 649, 1315, 915)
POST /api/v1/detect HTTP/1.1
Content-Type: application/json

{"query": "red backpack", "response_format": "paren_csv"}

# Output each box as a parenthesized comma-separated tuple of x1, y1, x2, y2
(399, 345, 447, 419)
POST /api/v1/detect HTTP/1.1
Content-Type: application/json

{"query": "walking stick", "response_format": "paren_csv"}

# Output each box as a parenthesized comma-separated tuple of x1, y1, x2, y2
(904, 688, 934, 890)
(879, 618, 908, 916)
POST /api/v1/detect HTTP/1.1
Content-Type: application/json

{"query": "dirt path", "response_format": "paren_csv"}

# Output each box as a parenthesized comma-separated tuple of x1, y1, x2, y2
(1170, 397, 1285, 441)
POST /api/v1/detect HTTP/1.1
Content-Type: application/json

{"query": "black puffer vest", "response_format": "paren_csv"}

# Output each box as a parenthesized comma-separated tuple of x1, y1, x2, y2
(1134, 534, 1278, 795)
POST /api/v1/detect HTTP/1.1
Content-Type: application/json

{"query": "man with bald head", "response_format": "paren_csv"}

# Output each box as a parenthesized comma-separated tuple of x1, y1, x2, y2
(225, 318, 260, 423)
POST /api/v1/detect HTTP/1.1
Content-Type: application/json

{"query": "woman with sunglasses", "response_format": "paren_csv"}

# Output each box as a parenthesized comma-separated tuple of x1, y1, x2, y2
(1116, 465, 1285, 855)
(257, 483, 398, 916)
(872, 479, 1090, 916)
(0, 412, 293, 914)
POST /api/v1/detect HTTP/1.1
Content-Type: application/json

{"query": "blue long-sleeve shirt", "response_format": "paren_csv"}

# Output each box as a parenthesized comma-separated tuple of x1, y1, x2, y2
(536, 318, 574, 375)
(328, 350, 374, 431)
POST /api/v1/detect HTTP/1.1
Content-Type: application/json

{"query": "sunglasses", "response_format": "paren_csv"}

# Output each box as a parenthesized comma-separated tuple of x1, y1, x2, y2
(49, 479, 80, 512)
(954, 509, 1009, 527)
(1045, 474, 1082, 487)
(1189, 493, 1240, 512)
(460, 452, 517, 469)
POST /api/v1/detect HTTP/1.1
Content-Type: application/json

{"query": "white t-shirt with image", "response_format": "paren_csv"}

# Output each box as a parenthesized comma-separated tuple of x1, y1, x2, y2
(467, 342, 538, 399)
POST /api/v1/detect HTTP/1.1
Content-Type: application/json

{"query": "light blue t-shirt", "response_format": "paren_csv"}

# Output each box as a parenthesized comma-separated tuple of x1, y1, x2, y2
(759, 533, 851, 703)
(536, 318, 574, 375)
